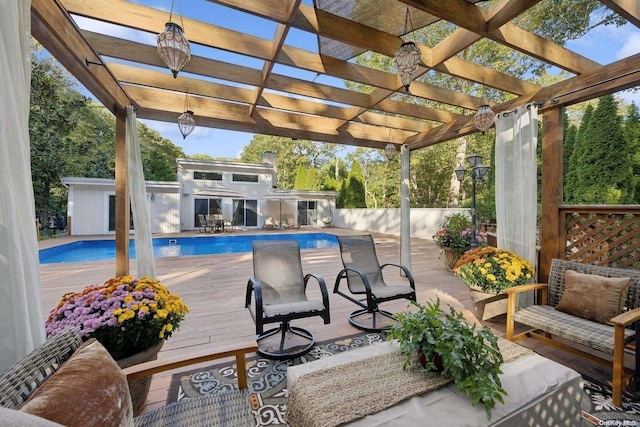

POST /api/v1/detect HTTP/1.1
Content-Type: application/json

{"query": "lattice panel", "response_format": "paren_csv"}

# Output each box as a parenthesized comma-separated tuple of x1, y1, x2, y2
(564, 212, 640, 269)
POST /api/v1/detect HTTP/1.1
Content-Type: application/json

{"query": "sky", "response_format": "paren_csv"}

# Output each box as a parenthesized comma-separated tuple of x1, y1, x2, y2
(68, 2, 640, 160)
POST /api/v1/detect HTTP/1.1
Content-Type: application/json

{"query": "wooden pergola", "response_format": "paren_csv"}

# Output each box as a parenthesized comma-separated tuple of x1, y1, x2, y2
(30, 0, 640, 280)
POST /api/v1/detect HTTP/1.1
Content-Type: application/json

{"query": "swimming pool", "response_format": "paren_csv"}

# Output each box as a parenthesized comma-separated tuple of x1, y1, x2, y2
(39, 233, 339, 264)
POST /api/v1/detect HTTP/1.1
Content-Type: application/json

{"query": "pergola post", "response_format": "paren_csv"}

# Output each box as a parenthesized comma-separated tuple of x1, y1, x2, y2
(115, 107, 129, 276)
(400, 145, 411, 270)
(539, 107, 564, 282)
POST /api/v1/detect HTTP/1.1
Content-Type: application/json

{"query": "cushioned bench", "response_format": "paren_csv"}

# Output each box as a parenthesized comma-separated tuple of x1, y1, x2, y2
(505, 258, 640, 406)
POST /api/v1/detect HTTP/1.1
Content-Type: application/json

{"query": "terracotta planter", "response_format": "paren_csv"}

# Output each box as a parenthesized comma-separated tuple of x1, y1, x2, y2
(439, 247, 460, 271)
(116, 341, 164, 416)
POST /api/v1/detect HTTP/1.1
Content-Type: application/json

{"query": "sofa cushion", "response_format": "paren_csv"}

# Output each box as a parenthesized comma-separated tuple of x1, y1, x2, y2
(19, 338, 134, 427)
(555, 269, 631, 324)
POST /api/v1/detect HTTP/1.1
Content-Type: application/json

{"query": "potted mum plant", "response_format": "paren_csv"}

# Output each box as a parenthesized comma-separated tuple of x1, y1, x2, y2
(433, 213, 486, 270)
(45, 276, 190, 415)
(453, 247, 534, 320)
(388, 298, 507, 419)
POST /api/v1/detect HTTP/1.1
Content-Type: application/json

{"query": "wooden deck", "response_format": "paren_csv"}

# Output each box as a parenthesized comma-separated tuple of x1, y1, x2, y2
(38, 228, 635, 413)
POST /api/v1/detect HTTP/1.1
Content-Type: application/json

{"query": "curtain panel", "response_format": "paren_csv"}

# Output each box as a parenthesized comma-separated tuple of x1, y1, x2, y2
(0, 0, 46, 372)
(126, 106, 156, 278)
(495, 104, 539, 268)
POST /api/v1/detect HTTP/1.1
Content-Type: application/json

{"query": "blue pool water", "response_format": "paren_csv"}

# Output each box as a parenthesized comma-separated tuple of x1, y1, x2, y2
(39, 233, 339, 264)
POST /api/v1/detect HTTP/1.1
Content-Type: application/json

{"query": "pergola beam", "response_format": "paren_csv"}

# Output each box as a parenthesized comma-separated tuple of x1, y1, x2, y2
(31, 0, 131, 114)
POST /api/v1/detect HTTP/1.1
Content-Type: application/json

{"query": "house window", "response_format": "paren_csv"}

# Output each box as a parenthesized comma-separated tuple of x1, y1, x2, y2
(194, 171, 222, 181)
(232, 199, 257, 227)
(297, 201, 317, 226)
(194, 198, 221, 226)
(232, 173, 258, 183)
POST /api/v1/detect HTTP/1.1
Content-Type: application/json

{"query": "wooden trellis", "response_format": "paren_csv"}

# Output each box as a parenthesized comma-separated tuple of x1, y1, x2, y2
(561, 206, 640, 269)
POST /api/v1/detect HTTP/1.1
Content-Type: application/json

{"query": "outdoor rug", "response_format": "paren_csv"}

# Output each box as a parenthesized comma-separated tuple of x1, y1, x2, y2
(167, 333, 639, 426)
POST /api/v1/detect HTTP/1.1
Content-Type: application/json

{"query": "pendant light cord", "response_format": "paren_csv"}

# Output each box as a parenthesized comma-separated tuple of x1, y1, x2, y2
(184, 87, 191, 112)
(403, 7, 416, 41)
(168, 0, 185, 29)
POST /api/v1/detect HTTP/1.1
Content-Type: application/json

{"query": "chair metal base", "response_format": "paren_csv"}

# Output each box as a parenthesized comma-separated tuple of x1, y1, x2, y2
(348, 308, 397, 332)
(256, 323, 315, 360)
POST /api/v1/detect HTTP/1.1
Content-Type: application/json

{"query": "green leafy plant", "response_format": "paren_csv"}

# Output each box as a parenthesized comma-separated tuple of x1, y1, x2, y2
(432, 213, 486, 257)
(388, 299, 506, 419)
(454, 247, 534, 293)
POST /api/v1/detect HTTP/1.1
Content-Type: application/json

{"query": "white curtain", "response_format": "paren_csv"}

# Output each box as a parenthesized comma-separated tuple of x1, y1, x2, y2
(0, 0, 46, 372)
(126, 106, 155, 278)
(495, 104, 538, 268)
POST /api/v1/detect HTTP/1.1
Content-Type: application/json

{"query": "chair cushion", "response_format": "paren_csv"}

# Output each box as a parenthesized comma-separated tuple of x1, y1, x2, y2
(513, 305, 635, 354)
(19, 339, 134, 427)
(555, 269, 631, 324)
(264, 301, 326, 317)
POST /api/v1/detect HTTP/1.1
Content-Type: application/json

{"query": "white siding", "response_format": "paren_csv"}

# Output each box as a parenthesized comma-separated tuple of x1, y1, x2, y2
(67, 184, 111, 235)
(148, 192, 181, 234)
(65, 180, 181, 236)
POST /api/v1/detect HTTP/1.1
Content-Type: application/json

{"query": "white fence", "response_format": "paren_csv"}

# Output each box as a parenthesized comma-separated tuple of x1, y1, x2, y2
(331, 208, 471, 240)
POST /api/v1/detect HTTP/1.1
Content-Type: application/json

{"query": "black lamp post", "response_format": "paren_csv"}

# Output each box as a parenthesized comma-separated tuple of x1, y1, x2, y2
(455, 153, 490, 248)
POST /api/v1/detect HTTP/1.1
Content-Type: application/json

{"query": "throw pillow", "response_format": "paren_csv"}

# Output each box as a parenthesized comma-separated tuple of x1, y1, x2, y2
(555, 269, 631, 324)
(19, 338, 134, 427)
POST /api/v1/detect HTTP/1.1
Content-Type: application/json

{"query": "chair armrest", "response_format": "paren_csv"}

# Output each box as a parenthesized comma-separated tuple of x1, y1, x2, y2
(380, 263, 415, 289)
(304, 273, 331, 324)
(505, 283, 548, 340)
(503, 283, 548, 295)
(304, 273, 329, 301)
(123, 341, 258, 389)
(333, 268, 372, 294)
(611, 307, 640, 327)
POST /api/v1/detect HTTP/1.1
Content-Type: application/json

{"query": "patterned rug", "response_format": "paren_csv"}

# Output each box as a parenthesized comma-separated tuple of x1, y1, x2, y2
(580, 377, 640, 426)
(167, 333, 639, 426)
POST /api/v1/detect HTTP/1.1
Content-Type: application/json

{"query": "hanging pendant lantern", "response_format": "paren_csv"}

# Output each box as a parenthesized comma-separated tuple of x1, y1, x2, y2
(177, 110, 195, 139)
(384, 143, 397, 160)
(156, 1, 190, 78)
(177, 89, 195, 139)
(394, 7, 421, 92)
(394, 42, 421, 92)
(474, 105, 495, 134)
(474, 78, 495, 134)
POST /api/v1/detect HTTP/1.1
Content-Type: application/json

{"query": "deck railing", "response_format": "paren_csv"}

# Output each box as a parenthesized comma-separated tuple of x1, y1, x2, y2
(560, 205, 640, 269)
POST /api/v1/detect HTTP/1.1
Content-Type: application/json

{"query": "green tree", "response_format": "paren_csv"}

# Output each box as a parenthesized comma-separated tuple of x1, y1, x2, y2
(294, 165, 308, 189)
(337, 161, 366, 208)
(188, 153, 216, 161)
(241, 135, 337, 189)
(138, 124, 186, 181)
(624, 103, 640, 202)
(574, 95, 633, 203)
(30, 50, 87, 223)
(566, 104, 594, 203)
(562, 109, 578, 202)
(67, 103, 116, 179)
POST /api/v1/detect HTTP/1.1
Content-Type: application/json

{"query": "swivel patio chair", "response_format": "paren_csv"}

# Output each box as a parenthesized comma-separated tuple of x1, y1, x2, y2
(334, 234, 416, 332)
(245, 240, 330, 359)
